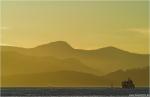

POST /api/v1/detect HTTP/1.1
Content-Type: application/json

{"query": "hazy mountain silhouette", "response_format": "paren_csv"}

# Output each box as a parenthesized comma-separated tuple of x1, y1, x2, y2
(2, 67, 149, 87)
(2, 71, 108, 87)
(36, 41, 73, 50)
(1, 51, 96, 76)
(1, 41, 149, 87)
(101, 66, 149, 86)
(1, 41, 149, 75)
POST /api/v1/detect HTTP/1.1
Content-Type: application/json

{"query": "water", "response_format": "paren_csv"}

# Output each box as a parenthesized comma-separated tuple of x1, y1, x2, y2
(1, 87, 149, 96)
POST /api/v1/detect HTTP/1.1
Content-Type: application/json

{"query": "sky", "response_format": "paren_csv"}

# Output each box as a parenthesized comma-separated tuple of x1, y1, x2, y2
(0, 0, 149, 54)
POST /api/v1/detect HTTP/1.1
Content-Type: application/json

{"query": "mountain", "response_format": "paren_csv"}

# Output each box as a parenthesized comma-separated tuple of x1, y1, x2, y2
(1, 41, 149, 87)
(31, 41, 75, 58)
(102, 66, 149, 87)
(2, 67, 149, 87)
(1, 41, 149, 75)
(2, 71, 109, 87)
(75, 47, 149, 74)
(1, 51, 97, 76)
(35, 41, 73, 50)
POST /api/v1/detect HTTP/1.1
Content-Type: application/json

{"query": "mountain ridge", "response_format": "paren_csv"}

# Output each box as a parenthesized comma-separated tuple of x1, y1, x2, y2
(2, 67, 149, 87)
(1, 41, 149, 75)
(1, 41, 148, 55)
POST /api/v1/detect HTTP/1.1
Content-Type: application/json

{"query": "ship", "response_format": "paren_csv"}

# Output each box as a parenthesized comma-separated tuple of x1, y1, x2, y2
(121, 78, 135, 89)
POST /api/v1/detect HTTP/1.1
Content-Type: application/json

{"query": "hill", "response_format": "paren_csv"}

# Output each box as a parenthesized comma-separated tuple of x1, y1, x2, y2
(1, 41, 149, 75)
(1, 51, 97, 76)
(1, 67, 149, 87)
(102, 66, 149, 87)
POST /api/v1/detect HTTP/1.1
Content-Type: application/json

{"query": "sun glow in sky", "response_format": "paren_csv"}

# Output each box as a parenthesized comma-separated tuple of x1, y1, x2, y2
(1, 0, 149, 54)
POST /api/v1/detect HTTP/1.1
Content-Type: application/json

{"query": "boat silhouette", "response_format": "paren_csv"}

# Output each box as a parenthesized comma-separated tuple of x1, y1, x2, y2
(121, 78, 135, 89)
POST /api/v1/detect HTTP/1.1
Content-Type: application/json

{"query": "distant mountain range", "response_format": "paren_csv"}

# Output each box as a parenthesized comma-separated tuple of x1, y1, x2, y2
(1, 41, 149, 87)
(2, 67, 149, 87)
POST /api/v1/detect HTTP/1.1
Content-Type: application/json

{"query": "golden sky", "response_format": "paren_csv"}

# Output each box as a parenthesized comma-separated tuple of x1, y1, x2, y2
(1, 0, 149, 54)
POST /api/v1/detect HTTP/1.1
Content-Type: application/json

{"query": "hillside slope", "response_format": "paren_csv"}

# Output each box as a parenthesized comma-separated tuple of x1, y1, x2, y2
(1, 41, 149, 74)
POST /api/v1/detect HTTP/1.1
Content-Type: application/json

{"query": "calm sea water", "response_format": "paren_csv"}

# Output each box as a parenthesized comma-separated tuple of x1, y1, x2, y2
(0, 87, 149, 96)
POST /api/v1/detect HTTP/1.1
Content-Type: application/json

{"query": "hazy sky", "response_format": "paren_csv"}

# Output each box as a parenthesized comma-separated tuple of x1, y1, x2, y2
(1, 0, 149, 54)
